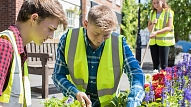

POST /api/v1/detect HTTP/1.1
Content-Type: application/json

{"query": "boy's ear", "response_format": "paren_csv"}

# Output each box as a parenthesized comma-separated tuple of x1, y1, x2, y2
(83, 20, 88, 28)
(30, 13, 39, 24)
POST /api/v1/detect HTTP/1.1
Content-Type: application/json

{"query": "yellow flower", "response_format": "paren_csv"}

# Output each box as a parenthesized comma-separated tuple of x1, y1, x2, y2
(145, 74, 152, 83)
(145, 86, 150, 92)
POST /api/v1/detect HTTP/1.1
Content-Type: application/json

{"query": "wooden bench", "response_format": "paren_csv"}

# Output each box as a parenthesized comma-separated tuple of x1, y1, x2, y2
(26, 39, 59, 98)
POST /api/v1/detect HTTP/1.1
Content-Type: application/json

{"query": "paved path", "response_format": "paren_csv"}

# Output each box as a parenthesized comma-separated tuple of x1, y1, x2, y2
(30, 47, 154, 107)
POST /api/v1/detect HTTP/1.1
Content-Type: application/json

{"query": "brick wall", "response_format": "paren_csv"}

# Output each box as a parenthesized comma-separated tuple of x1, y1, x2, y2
(0, 0, 24, 31)
(81, 0, 88, 26)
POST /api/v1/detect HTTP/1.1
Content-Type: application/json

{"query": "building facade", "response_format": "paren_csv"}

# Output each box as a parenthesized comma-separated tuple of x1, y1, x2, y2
(0, 0, 123, 37)
(56, 0, 81, 38)
(81, 0, 123, 33)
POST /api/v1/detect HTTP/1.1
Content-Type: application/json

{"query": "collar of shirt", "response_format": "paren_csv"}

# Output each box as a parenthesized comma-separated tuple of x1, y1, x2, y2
(8, 25, 27, 65)
(83, 28, 105, 51)
(8, 25, 26, 54)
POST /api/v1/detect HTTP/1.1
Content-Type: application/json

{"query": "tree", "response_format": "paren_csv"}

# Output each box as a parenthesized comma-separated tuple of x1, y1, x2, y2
(168, 0, 191, 41)
(121, 0, 138, 51)
(139, 2, 152, 29)
(121, 0, 151, 51)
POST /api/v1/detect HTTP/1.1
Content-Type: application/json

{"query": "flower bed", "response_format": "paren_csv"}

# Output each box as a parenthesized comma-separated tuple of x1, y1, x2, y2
(142, 54, 191, 107)
(41, 54, 191, 107)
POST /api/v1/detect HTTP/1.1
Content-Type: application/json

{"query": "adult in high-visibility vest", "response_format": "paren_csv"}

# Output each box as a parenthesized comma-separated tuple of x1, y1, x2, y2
(148, 0, 175, 70)
(52, 5, 145, 107)
(0, 0, 67, 106)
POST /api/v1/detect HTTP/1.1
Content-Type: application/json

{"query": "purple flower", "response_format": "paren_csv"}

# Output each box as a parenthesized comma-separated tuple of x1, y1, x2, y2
(184, 88, 191, 101)
(65, 97, 74, 104)
(143, 93, 151, 102)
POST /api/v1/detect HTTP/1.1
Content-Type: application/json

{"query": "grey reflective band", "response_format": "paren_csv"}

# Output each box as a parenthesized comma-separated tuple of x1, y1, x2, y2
(163, 10, 168, 28)
(0, 31, 23, 106)
(154, 28, 174, 32)
(67, 28, 88, 89)
(155, 36, 174, 40)
(98, 32, 121, 97)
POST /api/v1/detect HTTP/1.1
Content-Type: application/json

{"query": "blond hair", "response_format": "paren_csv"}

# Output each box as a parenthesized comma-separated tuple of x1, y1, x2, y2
(88, 5, 118, 31)
(17, 0, 68, 30)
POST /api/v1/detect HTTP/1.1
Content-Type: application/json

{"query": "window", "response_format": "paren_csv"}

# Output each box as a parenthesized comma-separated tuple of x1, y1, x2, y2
(116, 0, 121, 6)
(66, 10, 75, 29)
(53, 10, 75, 38)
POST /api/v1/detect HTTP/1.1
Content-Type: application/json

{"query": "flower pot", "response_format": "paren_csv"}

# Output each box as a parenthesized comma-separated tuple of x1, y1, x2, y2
(168, 59, 175, 67)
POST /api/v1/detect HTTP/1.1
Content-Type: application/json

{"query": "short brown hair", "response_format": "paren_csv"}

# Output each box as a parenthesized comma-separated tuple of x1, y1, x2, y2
(17, 0, 67, 30)
(88, 5, 118, 31)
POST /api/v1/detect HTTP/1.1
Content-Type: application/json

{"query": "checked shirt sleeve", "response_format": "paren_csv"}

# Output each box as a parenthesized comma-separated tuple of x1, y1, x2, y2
(122, 37, 145, 107)
(0, 38, 13, 96)
(51, 33, 79, 98)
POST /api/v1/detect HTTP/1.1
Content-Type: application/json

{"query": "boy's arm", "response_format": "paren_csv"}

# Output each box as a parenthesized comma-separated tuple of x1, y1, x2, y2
(0, 38, 13, 96)
(122, 37, 145, 106)
(52, 33, 79, 98)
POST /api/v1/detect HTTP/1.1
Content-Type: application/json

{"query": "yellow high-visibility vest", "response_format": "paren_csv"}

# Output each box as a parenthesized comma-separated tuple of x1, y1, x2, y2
(65, 28, 124, 106)
(0, 30, 31, 107)
(149, 9, 175, 46)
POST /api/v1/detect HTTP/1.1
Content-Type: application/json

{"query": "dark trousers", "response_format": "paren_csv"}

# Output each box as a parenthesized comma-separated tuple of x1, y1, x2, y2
(150, 44, 170, 70)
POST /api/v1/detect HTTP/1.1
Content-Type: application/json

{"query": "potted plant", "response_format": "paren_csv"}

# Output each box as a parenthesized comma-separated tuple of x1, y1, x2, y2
(168, 45, 183, 67)
(40, 96, 81, 107)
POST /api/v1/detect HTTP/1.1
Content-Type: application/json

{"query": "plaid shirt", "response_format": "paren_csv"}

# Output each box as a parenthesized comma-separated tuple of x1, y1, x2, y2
(52, 29, 145, 107)
(0, 25, 27, 96)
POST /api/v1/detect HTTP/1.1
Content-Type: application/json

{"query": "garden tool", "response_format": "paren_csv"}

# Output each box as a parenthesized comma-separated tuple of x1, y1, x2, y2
(140, 22, 156, 68)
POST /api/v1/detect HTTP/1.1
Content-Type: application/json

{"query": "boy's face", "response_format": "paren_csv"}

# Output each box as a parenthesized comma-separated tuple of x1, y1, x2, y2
(30, 15, 59, 45)
(84, 20, 112, 49)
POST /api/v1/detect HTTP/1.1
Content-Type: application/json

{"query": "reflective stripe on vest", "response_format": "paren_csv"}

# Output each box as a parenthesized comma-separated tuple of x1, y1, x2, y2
(155, 36, 174, 40)
(65, 28, 123, 106)
(149, 9, 175, 46)
(0, 30, 31, 107)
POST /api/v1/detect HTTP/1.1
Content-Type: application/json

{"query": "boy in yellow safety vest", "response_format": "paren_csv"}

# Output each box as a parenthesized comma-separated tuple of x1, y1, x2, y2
(52, 5, 145, 107)
(0, 0, 67, 107)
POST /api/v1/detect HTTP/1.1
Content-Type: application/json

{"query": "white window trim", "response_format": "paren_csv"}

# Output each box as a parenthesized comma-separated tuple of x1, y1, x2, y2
(116, 0, 121, 6)
(66, 10, 75, 29)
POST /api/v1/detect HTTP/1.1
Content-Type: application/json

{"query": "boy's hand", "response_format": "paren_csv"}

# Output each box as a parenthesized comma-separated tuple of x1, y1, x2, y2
(76, 92, 92, 107)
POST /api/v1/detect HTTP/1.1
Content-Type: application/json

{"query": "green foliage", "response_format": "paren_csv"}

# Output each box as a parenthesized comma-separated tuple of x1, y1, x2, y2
(168, 0, 191, 41)
(139, 2, 152, 29)
(40, 96, 81, 107)
(41, 97, 63, 107)
(121, 0, 138, 51)
(67, 6, 81, 16)
(108, 90, 129, 107)
(121, 0, 151, 51)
